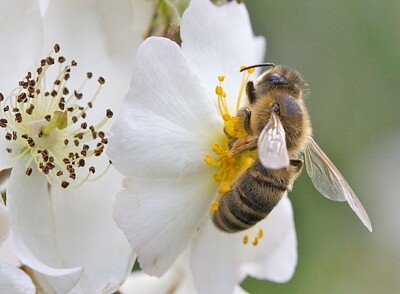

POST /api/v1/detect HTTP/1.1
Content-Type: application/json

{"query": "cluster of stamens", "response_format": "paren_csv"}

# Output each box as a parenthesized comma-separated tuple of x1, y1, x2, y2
(0, 44, 112, 188)
(204, 67, 267, 246)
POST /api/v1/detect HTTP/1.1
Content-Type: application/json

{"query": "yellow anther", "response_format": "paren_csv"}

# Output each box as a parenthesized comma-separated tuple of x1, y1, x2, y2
(213, 173, 222, 181)
(210, 201, 219, 212)
(223, 113, 230, 121)
(218, 75, 225, 82)
(215, 85, 223, 96)
(243, 235, 249, 245)
(240, 64, 246, 71)
(252, 237, 259, 246)
(222, 91, 227, 98)
(247, 67, 255, 74)
(219, 182, 230, 194)
(258, 228, 264, 239)
(204, 154, 219, 166)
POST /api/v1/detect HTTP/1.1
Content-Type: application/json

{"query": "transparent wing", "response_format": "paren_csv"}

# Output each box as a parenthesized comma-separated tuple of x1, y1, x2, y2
(258, 112, 289, 169)
(304, 137, 372, 231)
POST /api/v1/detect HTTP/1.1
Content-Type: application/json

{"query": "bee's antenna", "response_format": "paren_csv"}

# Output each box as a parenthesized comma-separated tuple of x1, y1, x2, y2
(240, 63, 276, 72)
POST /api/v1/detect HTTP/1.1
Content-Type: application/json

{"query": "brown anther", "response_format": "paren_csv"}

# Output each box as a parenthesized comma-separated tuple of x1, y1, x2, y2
(5, 133, 12, 140)
(63, 87, 69, 95)
(37, 67, 43, 75)
(72, 116, 78, 123)
(17, 93, 26, 102)
(6, 147, 12, 153)
(78, 159, 85, 167)
(21, 134, 28, 139)
(51, 90, 58, 97)
(54, 43, 60, 53)
(69, 173, 76, 180)
(74, 139, 79, 147)
(63, 158, 70, 164)
(0, 118, 7, 128)
(64, 139, 69, 145)
(40, 59, 46, 67)
(56, 171, 63, 176)
(54, 79, 61, 85)
(25, 167, 33, 176)
(15, 113, 22, 123)
(87, 72, 93, 79)
(80, 122, 87, 129)
(12, 131, 17, 140)
(61, 181, 70, 188)
(98, 76, 105, 84)
(87, 102, 93, 108)
(44, 114, 51, 121)
(64, 73, 70, 80)
(71, 60, 77, 66)
(0, 93, 4, 101)
(38, 130, 44, 138)
(98, 131, 105, 139)
(106, 109, 113, 118)
(46, 56, 55, 65)
(74, 91, 83, 99)
(89, 166, 95, 174)
(3, 105, 9, 112)
(26, 104, 35, 115)
(58, 56, 66, 63)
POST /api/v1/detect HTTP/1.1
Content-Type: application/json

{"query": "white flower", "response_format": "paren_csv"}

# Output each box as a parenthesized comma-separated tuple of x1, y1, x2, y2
(108, 0, 297, 293)
(0, 0, 152, 292)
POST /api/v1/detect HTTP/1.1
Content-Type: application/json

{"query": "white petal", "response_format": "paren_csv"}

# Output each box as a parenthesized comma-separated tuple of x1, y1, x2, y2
(0, 0, 43, 94)
(113, 172, 217, 276)
(0, 196, 10, 247)
(108, 37, 221, 178)
(121, 249, 198, 294)
(0, 262, 35, 294)
(7, 159, 83, 293)
(0, 237, 20, 267)
(42, 0, 136, 121)
(48, 167, 135, 293)
(238, 196, 298, 283)
(190, 221, 237, 294)
(181, 0, 265, 111)
(8, 158, 135, 293)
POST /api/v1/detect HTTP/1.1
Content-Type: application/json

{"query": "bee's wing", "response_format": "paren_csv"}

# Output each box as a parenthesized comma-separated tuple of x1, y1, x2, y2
(258, 112, 290, 169)
(304, 137, 372, 231)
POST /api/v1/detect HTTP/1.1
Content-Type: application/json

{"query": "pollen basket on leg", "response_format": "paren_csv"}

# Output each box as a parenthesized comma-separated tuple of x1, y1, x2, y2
(204, 74, 256, 212)
(0, 44, 112, 188)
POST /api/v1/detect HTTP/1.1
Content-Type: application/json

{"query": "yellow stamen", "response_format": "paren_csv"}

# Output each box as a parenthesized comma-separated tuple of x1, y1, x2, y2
(243, 235, 249, 245)
(210, 201, 219, 212)
(252, 237, 259, 246)
(215, 85, 223, 96)
(207, 73, 256, 215)
(258, 228, 264, 239)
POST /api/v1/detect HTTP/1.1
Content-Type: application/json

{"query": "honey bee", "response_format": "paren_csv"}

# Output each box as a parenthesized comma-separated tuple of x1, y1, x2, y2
(212, 63, 372, 233)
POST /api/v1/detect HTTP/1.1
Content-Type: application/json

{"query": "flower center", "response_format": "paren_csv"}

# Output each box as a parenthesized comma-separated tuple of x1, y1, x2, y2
(204, 68, 256, 211)
(0, 44, 112, 189)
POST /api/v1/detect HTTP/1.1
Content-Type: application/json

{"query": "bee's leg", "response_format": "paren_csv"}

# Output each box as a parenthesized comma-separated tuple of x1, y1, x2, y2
(237, 107, 252, 136)
(289, 159, 303, 175)
(246, 81, 257, 104)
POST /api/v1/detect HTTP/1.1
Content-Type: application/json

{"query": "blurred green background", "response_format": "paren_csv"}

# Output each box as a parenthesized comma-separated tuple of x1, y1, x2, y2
(242, 1, 400, 293)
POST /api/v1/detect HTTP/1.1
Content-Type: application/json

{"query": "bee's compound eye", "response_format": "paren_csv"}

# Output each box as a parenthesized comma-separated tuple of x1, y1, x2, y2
(266, 73, 288, 85)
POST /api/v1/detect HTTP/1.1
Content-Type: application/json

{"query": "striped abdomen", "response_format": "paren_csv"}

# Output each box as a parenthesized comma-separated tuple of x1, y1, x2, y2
(212, 159, 301, 233)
